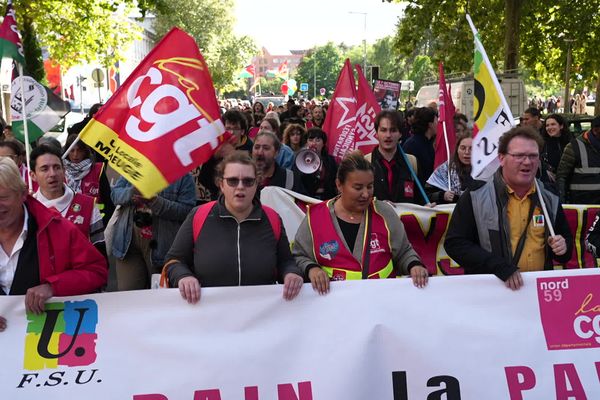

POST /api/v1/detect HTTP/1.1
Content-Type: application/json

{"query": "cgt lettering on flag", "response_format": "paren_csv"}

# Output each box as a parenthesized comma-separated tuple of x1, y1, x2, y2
(125, 62, 224, 167)
(79, 28, 230, 198)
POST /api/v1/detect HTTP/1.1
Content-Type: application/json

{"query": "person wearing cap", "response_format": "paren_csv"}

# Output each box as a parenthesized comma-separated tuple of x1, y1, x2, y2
(556, 115, 600, 204)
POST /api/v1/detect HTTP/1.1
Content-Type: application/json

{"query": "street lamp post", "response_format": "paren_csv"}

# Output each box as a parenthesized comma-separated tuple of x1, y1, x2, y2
(564, 38, 574, 113)
(313, 48, 316, 99)
(349, 11, 367, 73)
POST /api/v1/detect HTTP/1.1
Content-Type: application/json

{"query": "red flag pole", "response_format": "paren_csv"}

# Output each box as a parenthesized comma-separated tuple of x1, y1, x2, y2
(435, 62, 456, 192)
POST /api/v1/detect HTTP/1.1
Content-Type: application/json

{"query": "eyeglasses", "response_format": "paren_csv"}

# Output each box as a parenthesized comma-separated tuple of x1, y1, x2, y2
(506, 153, 539, 162)
(223, 177, 256, 187)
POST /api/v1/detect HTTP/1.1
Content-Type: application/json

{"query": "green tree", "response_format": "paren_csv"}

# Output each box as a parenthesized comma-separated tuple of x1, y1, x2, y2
(21, 15, 45, 82)
(256, 77, 285, 96)
(13, 0, 147, 69)
(294, 43, 344, 99)
(152, 0, 257, 91)
(370, 36, 405, 82)
(408, 55, 435, 92)
(391, 0, 600, 114)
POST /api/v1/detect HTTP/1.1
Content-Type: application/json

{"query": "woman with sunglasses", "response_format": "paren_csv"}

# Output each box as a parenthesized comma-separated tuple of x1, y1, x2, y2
(163, 151, 304, 304)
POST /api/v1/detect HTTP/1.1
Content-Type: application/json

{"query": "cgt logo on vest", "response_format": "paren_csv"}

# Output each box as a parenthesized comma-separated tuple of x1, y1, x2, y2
(18, 300, 102, 389)
(369, 233, 385, 254)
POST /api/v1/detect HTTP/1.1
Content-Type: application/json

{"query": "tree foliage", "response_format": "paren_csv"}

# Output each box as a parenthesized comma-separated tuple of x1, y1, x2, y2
(369, 36, 405, 82)
(391, 0, 600, 98)
(21, 15, 45, 82)
(10, 0, 147, 69)
(152, 0, 257, 91)
(294, 43, 344, 99)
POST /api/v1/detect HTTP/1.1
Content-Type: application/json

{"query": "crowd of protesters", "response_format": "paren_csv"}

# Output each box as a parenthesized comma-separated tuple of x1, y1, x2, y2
(1, 95, 599, 333)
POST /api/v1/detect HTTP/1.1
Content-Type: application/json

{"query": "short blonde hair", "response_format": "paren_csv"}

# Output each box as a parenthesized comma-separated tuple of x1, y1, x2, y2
(0, 157, 26, 194)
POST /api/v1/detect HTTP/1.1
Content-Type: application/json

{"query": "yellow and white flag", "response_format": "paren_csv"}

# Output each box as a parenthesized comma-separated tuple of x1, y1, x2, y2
(467, 14, 515, 179)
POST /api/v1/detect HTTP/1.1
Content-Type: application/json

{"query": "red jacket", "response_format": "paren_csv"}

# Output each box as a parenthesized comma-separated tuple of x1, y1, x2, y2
(25, 196, 107, 296)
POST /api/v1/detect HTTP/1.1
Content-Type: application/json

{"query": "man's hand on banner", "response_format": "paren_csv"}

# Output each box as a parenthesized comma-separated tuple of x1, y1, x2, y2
(25, 283, 54, 314)
(505, 270, 523, 290)
(178, 276, 201, 304)
(282, 273, 303, 300)
(0, 315, 6, 332)
(409, 265, 429, 288)
(308, 266, 330, 295)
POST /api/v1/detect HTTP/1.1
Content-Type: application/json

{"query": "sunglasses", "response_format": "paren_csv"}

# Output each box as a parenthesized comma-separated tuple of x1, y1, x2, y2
(223, 177, 257, 187)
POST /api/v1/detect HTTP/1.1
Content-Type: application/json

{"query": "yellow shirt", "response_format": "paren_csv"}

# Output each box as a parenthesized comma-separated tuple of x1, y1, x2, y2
(506, 185, 546, 272)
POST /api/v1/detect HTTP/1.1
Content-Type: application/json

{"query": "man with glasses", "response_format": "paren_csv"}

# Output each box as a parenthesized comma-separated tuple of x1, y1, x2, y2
(445, 126, 572, 290)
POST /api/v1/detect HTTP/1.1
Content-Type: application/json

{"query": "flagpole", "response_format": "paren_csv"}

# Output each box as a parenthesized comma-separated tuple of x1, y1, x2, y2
(442, 120, 451, 191)
(62, 133, 82, 160)
(534, 180, 556, 237)
(16, 64, 33, 191)
(397, 144, 431, 205)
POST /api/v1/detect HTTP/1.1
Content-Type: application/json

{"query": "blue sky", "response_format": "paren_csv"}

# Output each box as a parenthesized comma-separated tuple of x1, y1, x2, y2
(234, 0, 406, 54)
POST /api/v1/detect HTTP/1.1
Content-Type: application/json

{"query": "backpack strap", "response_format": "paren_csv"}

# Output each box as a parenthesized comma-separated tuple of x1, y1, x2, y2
(192, 201, 217, 240)
(162, 202, 282, 288)
(262, 205, 282, 241)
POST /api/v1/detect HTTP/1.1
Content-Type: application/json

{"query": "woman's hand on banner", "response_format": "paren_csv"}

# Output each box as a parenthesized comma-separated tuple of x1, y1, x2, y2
(282, 273, 303, 300)
(308, 266, 329, 295)
(178, 276, 201, 304)
(409, 265, 429, 288)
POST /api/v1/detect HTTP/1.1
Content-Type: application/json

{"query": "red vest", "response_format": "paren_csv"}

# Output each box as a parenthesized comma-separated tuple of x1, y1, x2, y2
(80, 162, 103, 199)
(65, 192, 95, 237)
(307, 200, 394, 280)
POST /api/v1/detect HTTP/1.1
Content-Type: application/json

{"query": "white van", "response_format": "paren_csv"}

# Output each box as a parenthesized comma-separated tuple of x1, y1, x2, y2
(416, 77, 528, 121)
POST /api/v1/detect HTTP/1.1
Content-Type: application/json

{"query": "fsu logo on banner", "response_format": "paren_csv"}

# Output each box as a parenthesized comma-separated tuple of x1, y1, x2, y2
(80, 28, 231, 198)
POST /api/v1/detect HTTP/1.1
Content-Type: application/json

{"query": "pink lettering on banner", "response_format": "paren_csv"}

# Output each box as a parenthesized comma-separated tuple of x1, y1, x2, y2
(277, 381, 313, 400)
(504, 366, 536, 400)
(537, 274, 600, 350)
(400, 212, 463, 275)
(553, 364, 588, 400)
(193, 389, 222, 400)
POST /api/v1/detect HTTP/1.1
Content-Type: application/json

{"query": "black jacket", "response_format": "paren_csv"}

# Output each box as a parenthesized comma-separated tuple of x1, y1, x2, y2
(370, 148, 424, 205)
(166, 196, 301, 287)
(444, 171, 573, 281)
(402, 133, 435, 188)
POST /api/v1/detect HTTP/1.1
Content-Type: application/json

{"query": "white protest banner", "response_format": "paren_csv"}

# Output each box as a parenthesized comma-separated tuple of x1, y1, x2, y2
(260, 187, 600, 270)
(1, 269, 599, 399)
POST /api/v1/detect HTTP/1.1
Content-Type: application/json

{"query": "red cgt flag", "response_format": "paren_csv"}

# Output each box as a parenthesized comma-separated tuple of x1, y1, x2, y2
(323, 60, 380, 162)
(434, 62, 456, 171)
(323, 59, 357, 162)
(80, 28, 231, 198)
(354, 64, 381, 156)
